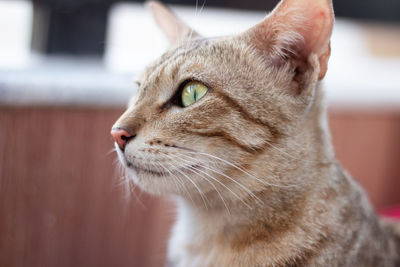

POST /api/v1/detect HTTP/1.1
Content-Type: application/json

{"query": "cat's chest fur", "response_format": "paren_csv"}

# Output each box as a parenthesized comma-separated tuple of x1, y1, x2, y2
(166, 175, 400, 267)
(167, 202, 223, 267)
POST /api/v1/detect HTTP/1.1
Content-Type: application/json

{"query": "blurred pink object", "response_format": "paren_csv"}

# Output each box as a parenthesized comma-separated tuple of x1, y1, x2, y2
(380, 206, 400, 221)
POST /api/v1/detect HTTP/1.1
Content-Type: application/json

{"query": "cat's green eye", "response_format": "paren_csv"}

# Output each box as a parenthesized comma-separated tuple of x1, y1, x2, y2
(181, 81, 208, 107)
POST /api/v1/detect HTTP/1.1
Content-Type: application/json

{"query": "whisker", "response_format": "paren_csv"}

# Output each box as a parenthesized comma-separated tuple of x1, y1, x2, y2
(264, 139, 318, 163)
(106, 147, 117, 157)
(150, 160, 170, 193)
(187, 164, 253, 209)
(186, 165, 231, 214)
(195, 0, 199, 16)
(113, 157, 122, 166)
(168, 155, 231, 214)
(129, 181, 147, 209)
(167, 153, 254, 209)
(153, 161, 195, 204)
(198, 0, 206, 15)
(110, 150, 148, 208)
(115, 174, 130, 187)
(170, 153, 262, 204)
(163, 155, 209, 209)
(114, 171, 147, 209)
(182, 150, 299, 188)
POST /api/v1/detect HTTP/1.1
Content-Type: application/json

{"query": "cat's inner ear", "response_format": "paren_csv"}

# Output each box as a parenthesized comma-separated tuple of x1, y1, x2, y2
(147, 1, 200, 45)
(243, 0, 334, 80)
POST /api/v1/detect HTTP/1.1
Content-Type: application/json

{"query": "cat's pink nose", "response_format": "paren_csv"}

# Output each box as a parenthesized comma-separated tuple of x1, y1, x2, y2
(111, 128, 134, 150)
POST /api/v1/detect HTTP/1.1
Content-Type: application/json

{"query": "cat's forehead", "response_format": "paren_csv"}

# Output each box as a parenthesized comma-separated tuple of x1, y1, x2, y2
(142, 37, 239, 77)
(134, 35, 278, 108)
(139, 37, 255, 91)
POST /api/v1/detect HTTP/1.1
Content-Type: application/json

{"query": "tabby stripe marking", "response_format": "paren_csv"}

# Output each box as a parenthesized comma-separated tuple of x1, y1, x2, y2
(185, 129, 258, 154)
(214, 90, 281, 141)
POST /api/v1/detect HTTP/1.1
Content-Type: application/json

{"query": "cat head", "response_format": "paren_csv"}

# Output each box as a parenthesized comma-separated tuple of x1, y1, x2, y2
(111, 0, 334, 206)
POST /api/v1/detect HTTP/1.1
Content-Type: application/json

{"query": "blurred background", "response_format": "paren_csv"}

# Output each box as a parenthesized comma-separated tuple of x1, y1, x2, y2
(0, 0, 399, 266)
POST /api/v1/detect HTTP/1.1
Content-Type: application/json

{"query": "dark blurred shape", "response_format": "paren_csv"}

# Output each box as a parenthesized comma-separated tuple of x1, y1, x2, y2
(32, 2, 110, 56)
(31, 0, 400, 56)
(46, 5, 109, 55)
(333, 0, 400, 22)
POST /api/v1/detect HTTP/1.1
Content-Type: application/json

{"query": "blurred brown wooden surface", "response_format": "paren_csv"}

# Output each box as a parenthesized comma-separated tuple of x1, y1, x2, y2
(0, 108, 175, 267)
(329, 110, 400, 209)
(0, 107, 399, 267)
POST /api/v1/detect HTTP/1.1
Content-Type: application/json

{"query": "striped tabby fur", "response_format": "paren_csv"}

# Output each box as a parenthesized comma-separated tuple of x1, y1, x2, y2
(112, 0, 400, 266)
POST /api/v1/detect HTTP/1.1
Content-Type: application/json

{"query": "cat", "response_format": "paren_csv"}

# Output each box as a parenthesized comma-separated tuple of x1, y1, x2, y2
(111, 0, 400, 266)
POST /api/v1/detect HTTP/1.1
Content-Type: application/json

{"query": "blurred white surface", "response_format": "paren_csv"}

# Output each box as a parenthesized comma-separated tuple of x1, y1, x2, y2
(0, 56, 134, 107)
(0, 0, 32, 69)
(0, 3, 399, 108)
(104, 4, 266, 74)
(325, 21, 400, 109)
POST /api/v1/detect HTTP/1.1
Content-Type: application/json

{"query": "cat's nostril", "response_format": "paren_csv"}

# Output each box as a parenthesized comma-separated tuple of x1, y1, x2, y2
(111, 128, 135, 150)
(121, 135, 133, 141)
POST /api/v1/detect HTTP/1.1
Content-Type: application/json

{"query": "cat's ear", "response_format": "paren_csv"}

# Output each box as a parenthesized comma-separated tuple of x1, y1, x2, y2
(147, 1, 200, 45)
(243, 0, 334, 80)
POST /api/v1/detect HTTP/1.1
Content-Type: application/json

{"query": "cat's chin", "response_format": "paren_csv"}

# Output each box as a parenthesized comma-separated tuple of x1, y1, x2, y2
(122, 160, 200, 196)
(124, 167, 180, 196)
(125, 161, 169, 177)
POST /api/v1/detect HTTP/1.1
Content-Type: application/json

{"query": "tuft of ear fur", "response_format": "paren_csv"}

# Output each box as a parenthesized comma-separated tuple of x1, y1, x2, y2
(147, 0, 200, 45)
(243, 0, 334, 80)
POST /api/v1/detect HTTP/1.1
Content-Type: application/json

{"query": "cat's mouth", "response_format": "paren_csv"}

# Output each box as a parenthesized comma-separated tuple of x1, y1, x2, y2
(126, 161, 168, 177)
(124, 158, 200, 177)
